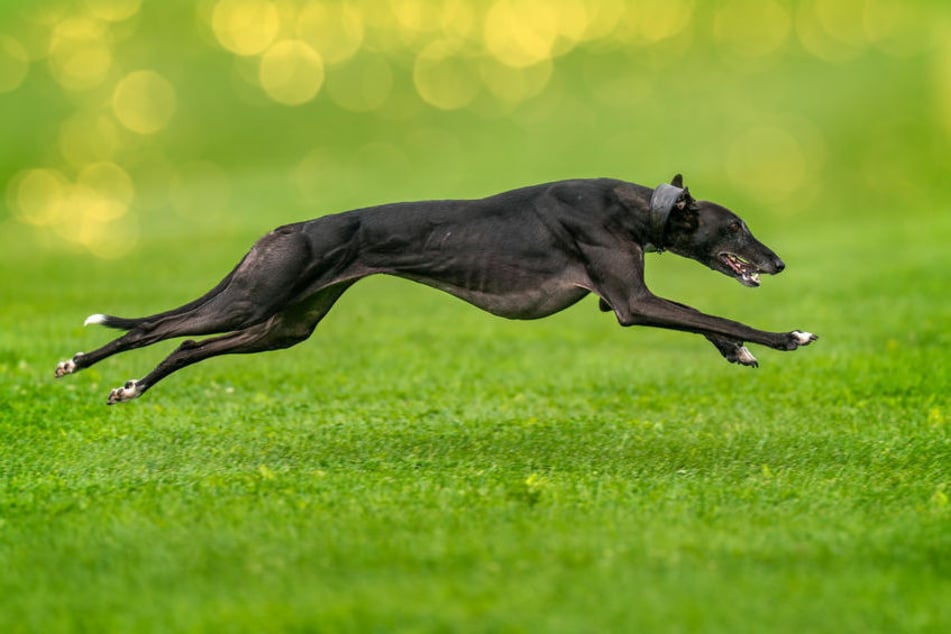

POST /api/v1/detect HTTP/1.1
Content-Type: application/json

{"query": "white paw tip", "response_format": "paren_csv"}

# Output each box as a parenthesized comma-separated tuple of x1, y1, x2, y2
(108, 379, 142, 404)
(792, 330, 816, 345)
(84, 313, 107, 326)
(55, 358, 77, 378)
(737, 346, 758, 366)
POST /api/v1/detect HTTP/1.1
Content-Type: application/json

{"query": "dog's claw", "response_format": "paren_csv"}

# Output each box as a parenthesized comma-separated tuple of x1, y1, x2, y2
(108, 380, 142, 405)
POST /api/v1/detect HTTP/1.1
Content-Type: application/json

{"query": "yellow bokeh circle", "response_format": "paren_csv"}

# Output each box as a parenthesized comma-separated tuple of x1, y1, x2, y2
(48, 17, 113, 91)
(480, 57, 552, 106)
(296, 1, 364, 65)
(0, 36, 29, 93)
(258, 40, 325, 106)
(613, 0, 694, 46)
(484, 0, 559, 68)
(413, 41, 479, 110)
(77, 162, 135, 222)
(212, 0, 281, 56)
(112, 70, 177, 134)
(12, 169, 69, 227)
(713, 0, 790, 59)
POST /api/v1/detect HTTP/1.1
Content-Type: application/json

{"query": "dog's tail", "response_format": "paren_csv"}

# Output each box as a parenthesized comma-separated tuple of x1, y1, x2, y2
(83, 313, 145, 330)
(82, 253, 251, 331)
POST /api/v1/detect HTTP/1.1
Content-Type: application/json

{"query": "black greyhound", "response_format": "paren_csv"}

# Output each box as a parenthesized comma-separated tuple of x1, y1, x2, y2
(55, 175, 817, 404)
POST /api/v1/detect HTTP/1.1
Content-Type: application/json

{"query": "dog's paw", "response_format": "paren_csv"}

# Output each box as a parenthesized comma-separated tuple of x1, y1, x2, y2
(724, 346, 759, 367)
(735, 346, 759, 368)
(718, 343, 759, 367)
(783, 330, 818, 350)
(54, 353, 84, 378)
(108, 380, 142, 405)
(792, 330, 818, 345)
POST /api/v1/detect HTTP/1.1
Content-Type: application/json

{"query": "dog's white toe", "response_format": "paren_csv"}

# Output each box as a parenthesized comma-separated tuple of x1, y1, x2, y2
(108, 380, 142, 404)
(792, 330, 817, 346)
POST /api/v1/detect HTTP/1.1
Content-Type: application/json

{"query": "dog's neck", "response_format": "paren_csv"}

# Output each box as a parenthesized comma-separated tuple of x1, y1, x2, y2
(645, 183, 683, 253)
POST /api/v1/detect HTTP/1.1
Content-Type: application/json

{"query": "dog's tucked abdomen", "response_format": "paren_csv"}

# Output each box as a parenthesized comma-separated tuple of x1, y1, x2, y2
(296, 196, 593, 319)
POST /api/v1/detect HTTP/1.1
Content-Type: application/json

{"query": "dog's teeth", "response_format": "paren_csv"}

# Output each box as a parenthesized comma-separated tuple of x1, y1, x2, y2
(751, 273, 760, 283)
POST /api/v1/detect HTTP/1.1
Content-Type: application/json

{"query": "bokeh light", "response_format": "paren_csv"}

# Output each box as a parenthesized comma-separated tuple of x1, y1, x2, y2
(712, 0, 790, 59)
(76, 162, 135, 222)
(484, 0, 561, 68)
(296, 1, 363, 65)
(479, 57, 551, 107)
(1, 0, 947, 260)
(795, 0, 865, 62)
(862, 0, 926, 58)
(12, 169, 68, 227)
(9, 162, 138, 257)
(112, 70, 177, 134)
(48, 17, 113, 91)
(435, 0, 477, 44)
(414, 40, 479, 110)
(0, 36, 30, 93)
(212, 0, 281, 56)
(613, 0, 694, 46)
(258, 40, 324, 105)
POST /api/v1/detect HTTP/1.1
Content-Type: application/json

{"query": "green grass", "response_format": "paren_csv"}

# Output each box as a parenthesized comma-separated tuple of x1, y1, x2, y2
(2, 2, 950, 629)
(1, 206, 949, 633)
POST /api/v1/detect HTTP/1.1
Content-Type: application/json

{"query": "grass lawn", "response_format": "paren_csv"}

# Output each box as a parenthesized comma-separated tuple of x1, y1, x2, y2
(1, 193, 948, 632)
(1, 4, 949, 627)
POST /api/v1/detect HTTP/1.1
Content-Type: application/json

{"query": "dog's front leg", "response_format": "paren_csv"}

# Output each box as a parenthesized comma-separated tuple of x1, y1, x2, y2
(618, 293, 816, 353)
(585, 247, 816, 362)
(666, 299, 759, 367)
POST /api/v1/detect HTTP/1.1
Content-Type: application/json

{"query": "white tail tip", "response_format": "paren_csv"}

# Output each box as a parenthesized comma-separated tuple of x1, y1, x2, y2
(84, 314, 107, 326)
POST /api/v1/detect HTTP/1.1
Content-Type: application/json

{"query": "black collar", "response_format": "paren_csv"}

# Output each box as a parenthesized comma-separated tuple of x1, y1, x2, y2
(646, 183, 683, 252)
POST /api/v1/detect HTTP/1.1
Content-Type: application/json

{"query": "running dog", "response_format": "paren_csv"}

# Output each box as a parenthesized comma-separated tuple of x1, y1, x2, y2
(55, 174, 817, 404)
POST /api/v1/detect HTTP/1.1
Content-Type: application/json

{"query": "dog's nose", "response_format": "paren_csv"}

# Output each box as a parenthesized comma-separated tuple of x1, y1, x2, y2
(773, 257, 785, 273)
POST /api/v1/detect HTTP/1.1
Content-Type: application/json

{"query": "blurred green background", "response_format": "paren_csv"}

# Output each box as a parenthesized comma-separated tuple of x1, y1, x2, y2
(2, 0, 949, 259)
(3, 3, 951, 631)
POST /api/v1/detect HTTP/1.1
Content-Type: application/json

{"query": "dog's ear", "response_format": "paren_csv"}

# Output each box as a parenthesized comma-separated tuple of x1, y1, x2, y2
(669, 191, 699, 231)
(671, 173, 684, 188)
(674, 186, 695, 211)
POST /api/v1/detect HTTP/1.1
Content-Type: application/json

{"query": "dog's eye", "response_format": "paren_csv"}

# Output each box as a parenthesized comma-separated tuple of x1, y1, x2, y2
(729, 221, 742, 233)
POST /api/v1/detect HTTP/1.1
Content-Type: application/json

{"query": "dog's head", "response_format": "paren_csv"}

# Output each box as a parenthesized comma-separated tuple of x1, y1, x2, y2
(660, 175, 786, 287)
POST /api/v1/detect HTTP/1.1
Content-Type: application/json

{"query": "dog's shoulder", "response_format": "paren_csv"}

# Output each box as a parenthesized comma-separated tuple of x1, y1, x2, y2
(534, 178, 652, 215)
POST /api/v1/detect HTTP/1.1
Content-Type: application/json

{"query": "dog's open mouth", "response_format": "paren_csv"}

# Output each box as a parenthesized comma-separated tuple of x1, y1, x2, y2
(720, 253, 761, 287)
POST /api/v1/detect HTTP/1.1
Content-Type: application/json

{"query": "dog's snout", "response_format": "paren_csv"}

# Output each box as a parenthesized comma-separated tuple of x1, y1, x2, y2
(773, 257, 785, 273)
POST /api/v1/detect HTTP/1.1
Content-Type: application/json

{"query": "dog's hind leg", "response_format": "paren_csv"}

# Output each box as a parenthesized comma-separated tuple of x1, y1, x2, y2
(106, 282, 353, 404)
(55, 225, 327, 378)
